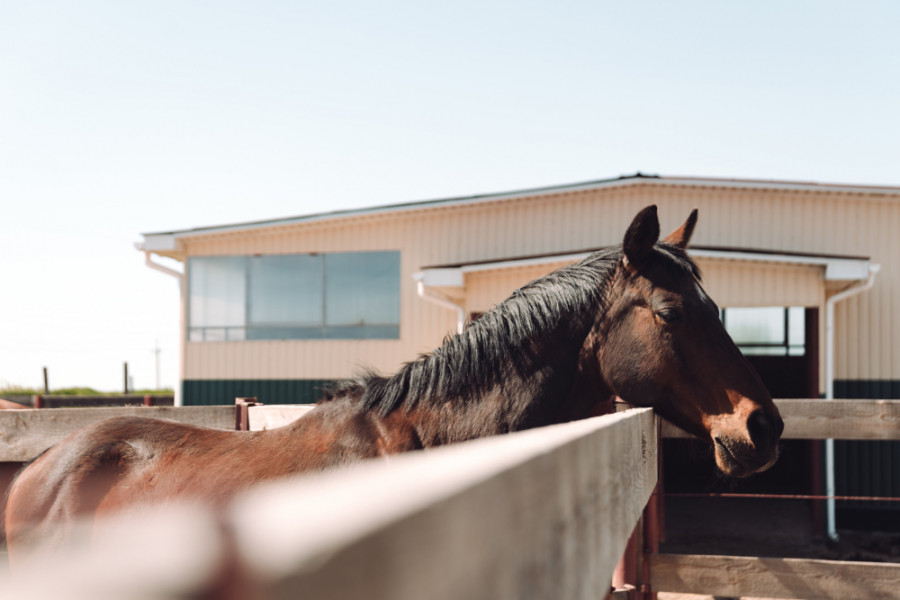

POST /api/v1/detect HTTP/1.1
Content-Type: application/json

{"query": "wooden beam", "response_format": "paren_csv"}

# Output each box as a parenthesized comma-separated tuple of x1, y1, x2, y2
(0, 409, 659, 599)
(231, 408, 658, 599)
(650, 553, 900, 600)
(0, 406, 236, 461)
(662, 399, 900, 440)
(247, 404, 315, 431)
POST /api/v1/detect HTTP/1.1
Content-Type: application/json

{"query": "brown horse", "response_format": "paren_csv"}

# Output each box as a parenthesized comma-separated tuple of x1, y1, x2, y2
(5, 206, 783, 564)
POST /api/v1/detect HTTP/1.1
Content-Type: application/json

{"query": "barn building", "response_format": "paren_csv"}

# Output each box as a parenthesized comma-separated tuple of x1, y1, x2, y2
(139, 173, 899, 530)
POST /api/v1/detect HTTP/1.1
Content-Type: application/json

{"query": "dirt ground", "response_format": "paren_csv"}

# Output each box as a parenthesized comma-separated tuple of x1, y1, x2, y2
(649, 496, 899, 600)
(661, 497, 900, 563)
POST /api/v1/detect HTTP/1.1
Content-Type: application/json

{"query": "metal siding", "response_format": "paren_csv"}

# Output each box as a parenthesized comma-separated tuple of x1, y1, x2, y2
(464, 263, 572, 314)
(832, 381, 900, 517)
(463, 257, 824, 316)
(695, 260, 824, 308)
(177, 183, 900, 388)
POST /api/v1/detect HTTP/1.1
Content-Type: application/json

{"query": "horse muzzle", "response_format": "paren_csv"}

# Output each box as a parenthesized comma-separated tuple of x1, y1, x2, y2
(712, 408, 784, 478)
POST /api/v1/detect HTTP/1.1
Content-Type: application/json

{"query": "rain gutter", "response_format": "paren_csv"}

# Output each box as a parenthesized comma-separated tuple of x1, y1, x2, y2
(824, 263, 880, 541)
(413, 272, 465, 335)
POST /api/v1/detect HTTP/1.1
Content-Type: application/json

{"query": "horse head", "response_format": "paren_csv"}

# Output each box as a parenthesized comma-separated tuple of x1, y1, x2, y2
(594, 205, 783, 477)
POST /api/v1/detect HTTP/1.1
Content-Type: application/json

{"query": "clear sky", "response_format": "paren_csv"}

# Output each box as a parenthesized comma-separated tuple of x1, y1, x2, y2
(1, 1, 898, 392)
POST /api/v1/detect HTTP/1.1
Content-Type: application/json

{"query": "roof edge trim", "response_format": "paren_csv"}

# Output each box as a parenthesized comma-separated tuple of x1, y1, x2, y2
(419, 248, 872, 284)
(139, 174, 900, 244)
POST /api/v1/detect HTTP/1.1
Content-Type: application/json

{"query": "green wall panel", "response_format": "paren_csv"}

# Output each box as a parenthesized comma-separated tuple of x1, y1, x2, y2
(182, 379, 335, 406)
(833, 380, 900, 527)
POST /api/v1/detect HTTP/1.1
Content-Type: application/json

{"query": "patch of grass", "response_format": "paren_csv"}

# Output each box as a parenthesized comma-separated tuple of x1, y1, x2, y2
(0, 383, 174, 396)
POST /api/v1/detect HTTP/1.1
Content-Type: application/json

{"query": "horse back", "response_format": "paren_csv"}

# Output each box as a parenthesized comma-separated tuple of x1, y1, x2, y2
(5, 403, 423, 563)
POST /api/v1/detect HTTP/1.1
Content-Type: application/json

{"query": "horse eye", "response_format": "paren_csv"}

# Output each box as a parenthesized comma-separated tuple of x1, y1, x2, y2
(657, 308, 683, 324)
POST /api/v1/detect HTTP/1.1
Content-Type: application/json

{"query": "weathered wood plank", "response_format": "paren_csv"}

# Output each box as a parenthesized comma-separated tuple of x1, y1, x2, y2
(0, 409, 658, 600)
(247, 404, 315, 431)
(231, 408, 658, 600)
(662, 399, 900, 440)
(0, 406, 236, 461)
(776, 399, 900, 440)
(650, 553, 900, 600)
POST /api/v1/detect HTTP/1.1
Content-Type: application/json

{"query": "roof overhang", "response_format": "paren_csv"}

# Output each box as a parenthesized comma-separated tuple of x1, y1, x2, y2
(689, 249, 872, 281)
(138, 234, 179, 253)
(415, 248, 873, 288)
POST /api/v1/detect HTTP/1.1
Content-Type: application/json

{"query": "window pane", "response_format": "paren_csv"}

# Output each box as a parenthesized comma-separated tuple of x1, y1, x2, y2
(324, 252, 400, 330)
(189, 252, 400, 341)
(788, 307, 806, 347)
(740, 346, 787, 356)
(189, 257, 246, 328)
(249, 255, 323, 326)
(725, 307, 785, 345)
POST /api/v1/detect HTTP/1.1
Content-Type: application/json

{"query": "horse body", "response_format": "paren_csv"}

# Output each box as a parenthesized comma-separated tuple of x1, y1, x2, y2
(5, 206, 784, 563)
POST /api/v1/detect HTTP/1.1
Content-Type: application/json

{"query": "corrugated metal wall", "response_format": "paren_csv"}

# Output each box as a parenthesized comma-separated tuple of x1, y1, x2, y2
(695, 259, 824, 308)
(465, 262, 571, 314)
(177, 182, 900, 395)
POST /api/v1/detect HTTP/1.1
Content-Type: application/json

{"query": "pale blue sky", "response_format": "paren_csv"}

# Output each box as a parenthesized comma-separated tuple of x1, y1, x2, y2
(1, 1, 898, 391)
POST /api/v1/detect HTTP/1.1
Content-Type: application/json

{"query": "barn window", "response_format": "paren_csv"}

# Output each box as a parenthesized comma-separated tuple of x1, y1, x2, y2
(721, 306, 805, 356)
(187, 252, 400, 341)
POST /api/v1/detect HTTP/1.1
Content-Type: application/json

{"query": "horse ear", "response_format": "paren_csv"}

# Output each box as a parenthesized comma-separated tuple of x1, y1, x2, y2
(623, 205, 660, 270)
(663, 209, 699, 249)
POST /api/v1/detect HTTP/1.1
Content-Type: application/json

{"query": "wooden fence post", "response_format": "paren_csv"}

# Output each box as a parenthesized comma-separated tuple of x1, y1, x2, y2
(235, 397, 260, 431)
(639, 417, 664, 600)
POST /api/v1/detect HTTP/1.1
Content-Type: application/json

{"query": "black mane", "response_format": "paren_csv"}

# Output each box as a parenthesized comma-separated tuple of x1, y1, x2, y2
(324, 247, 625, 415)
(324, 243, 701, 416)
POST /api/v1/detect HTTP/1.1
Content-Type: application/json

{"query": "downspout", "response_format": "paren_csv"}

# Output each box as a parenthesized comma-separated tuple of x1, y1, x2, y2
(414, 276, 465, 335)
(142, 249, 185, 406)
(824, 263, 880, 541)
(143, 250, 184, 291)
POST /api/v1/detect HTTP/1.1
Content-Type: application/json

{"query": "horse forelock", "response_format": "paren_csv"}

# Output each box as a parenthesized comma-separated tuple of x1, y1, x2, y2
(656, 243, 703, 282)
(325, 247, 622, 417)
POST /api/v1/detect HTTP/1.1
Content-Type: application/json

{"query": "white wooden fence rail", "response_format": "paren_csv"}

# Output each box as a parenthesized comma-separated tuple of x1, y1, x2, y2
(1, 400, 898, 599)
(0, 408, 658, 600)
(2, 400, 898, 464)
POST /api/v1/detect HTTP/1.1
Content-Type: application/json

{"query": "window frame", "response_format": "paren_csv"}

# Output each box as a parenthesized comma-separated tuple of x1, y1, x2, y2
(720, 306, 806, 357)
(187, 251, 401, 342)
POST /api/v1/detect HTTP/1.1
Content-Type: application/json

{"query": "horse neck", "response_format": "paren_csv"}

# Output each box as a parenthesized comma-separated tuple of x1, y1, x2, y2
(561, 328, 617, 420)
(395, 295, 607, 445)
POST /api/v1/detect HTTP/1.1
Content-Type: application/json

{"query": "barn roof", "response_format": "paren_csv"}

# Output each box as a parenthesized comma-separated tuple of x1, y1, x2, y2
(139, 173, 900, 252)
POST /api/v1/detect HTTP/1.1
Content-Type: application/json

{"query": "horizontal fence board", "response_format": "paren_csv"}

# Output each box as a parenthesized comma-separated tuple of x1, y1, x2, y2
(0, 406, 236, 461)
(650, 553, 900, 600)
(247, 404, 315, 431)
(1, 409, 658, 600)
(3, 398, 894, 463)
(37, 395, 175, 408)
(231, 408, 658, 600)
(662, 399, 900, 440)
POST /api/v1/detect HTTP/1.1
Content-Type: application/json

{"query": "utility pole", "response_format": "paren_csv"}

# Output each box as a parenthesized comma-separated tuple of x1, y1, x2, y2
(124, 362, 129, 394)
(42, 367, 49, 394)
(153, 340, 161, 391)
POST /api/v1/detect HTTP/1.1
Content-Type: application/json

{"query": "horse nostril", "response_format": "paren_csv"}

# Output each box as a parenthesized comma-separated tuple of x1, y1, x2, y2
(747, 409, 780, 447)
